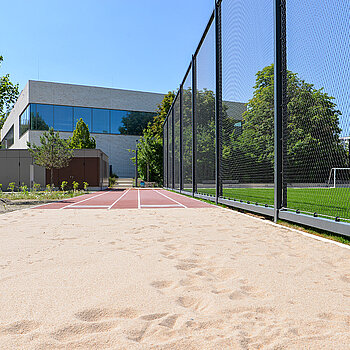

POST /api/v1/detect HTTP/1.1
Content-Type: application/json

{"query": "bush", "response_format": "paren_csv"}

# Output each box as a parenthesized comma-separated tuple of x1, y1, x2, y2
(61, 181, 68, 192)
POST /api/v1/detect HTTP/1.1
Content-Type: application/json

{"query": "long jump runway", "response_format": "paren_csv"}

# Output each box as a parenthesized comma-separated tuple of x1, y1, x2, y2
(34, 188, 212, 210)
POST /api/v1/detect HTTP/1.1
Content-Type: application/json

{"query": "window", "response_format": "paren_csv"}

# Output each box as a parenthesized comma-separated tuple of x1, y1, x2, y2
(92, 108, 110, 133)
(54, 105, 73, 132)
(110, 110, 127, 134)
(19, 106, 30, 137)
(32, 104, 53, 130)
(2, 125, 14, 148)
(73, 107, 92, 131)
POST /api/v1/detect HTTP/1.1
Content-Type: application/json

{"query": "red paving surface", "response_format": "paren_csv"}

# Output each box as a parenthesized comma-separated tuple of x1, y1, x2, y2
(33, 189, 213, 210)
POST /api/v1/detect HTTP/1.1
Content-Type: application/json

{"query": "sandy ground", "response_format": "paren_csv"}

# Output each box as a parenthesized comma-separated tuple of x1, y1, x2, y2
(0, 207, 350, 349)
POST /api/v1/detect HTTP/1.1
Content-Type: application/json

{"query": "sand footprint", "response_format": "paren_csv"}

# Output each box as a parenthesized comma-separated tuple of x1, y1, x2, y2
(175, 263, 197, 271)
(177, 296, 197, 308)
(150, 280, 173, 289)
(75, 307, 138, 322)
(51, 321, 118, 341)
(159, 314, 179, 329)
(0, 320, 40, 335)
(140, 313, 168, 321)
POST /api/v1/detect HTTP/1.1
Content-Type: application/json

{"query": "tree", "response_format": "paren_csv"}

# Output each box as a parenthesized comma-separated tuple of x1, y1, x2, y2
(135, 129, 163, 183)
(0, 56, 19, 130)
(119, 111, 155, 135)
(147, 91, 175, 140)
(27, 128, 74, 186)
(131, 91, 175, 184)
(70, 118, 96, 149)
(237, 64, 347, 183)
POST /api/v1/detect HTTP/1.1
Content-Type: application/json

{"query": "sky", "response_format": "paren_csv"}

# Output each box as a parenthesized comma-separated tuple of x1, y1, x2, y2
(2, 0, 349, 135)
(1, 0, 214, 94)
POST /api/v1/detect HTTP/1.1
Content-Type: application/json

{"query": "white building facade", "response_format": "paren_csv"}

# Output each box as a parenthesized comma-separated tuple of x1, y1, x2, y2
(1, 81, 164, 178)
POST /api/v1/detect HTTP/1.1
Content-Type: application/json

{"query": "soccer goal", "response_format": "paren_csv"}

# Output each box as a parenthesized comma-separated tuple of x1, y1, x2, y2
(327, 168, 350, 188)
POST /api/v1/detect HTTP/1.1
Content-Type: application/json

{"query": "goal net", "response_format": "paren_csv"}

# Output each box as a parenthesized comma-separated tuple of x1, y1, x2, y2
(327, 168, 350, 188)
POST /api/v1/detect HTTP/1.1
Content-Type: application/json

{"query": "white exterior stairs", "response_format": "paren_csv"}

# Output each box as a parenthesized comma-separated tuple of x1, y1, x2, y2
(113, 177, 134, 189)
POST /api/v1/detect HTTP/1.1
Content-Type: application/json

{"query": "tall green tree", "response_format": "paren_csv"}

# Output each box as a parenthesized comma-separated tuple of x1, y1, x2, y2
(147, 91, 176, 140)
(70, 118, 96, 149)
(237, 64, 347, 182)
(132, 91, 175, 184)
(0, 56, 19, 129)
(27, 128, 74, 186)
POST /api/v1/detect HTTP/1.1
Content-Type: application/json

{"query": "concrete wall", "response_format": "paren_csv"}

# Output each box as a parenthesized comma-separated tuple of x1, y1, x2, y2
(27, 80, 164, 112)
(1, 83, 29, 146)
(28, 130, 137, 178)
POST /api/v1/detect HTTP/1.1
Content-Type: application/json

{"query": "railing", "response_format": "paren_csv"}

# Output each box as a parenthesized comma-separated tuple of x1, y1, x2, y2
(163, 0, 350, 237)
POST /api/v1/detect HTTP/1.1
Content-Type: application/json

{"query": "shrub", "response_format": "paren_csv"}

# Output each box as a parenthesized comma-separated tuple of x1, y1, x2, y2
(72, 181, 79, 192)
(109, 176, 116, 187)
(19, 183, 28, 194)
(32, 183, 41, 192)
(8, 182, 15, 192)
(61, 181, 68, 192)
(83, 182, 89, 191)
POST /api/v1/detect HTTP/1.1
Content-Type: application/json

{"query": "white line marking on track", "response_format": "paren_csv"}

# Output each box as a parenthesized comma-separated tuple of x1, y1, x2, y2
(140, 204, 182, 208)
(108, 189, 130, 210)
(67, 205, 109, 208)
(137, 189, 141, 209)
(154, 189, 187, 208)
(60, 191, 111, 210)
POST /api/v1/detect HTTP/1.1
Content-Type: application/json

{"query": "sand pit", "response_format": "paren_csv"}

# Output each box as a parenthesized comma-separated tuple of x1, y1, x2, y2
(0, 206, 350, 349)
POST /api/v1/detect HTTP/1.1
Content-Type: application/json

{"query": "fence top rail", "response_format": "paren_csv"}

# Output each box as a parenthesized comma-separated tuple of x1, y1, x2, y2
(162, 87, 181, 126)
(193, 9, 215, 58)
(162, 8, 215, 127)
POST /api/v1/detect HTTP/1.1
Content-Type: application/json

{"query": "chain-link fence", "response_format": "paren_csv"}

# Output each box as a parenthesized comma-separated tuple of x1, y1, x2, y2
(163, 0, 350, 236)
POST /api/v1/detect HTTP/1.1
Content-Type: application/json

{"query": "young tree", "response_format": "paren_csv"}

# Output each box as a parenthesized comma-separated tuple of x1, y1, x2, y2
(27, 128, 74, 187)
(0, 56, 19, 130)
(70, 118, 96, 149)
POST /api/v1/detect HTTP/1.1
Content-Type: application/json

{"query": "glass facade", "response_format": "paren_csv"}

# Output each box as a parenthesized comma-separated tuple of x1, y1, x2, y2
(19, 105, 30, 137)
(54, 105, 73, 132)
(2, 125, 14, 148)
(26, 103, 155, 135)
(92, 108, 110, 134)
(73, 106, 92, 130)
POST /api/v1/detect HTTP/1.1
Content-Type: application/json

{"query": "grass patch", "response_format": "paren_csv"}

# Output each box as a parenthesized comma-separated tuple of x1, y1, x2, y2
(197, 187, 350, 221)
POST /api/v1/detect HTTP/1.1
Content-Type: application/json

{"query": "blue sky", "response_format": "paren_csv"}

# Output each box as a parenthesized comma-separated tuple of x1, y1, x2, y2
(1, 0, 214, 94)
(2, 0, 349, 135)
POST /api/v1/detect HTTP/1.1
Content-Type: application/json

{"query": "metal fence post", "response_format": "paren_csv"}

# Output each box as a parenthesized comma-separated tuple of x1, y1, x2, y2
(281, 0, 287, 209)
(179, 85, 183, 192)
(274, 0, 283, 222)
(192, 55, 197, 196)
(166, 119, 169, 188)
(163, 123, 166, 188)
(135, 147, 138, 188)
(172, 107, 175, 189)
(215, 0, 223, 203)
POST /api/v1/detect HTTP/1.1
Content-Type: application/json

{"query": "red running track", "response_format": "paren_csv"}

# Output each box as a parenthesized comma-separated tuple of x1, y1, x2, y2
(33, 189, 213, 210)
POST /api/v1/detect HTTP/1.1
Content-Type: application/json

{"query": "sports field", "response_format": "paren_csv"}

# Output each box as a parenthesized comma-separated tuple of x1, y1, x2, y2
(195, 187, 350, 220)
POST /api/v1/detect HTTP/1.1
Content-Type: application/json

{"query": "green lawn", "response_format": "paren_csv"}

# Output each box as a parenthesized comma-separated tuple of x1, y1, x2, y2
(195, 187, 350, 221)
